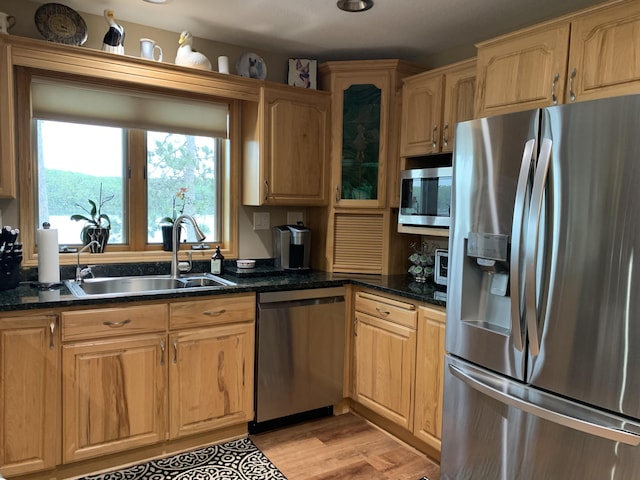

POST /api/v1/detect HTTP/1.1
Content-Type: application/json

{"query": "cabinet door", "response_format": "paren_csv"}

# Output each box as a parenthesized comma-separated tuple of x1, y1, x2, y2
(441, 60, 476, 153)
(400, 74, 444, 156)
(62, 333, 167, 463)
(0, 41, 16, 198)
(262, 88, 329, 205)
(567, 1, 640, 103)
(331, 72, 391, 208)
(475, 22, 570, 117)
(169, 322, 254, 438)
(353, 311, 416, 429)
(414, 306, 446, 454)
(0, 314, 58, 476)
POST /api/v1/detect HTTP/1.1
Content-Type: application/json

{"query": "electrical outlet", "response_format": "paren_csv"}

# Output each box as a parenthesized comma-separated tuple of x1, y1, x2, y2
(287, 211, 303, 225)
(253, 212, 270, 230)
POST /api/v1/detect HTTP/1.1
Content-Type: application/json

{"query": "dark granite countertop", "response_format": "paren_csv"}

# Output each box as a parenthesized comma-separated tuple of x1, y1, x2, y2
(0, 269, 447, 313)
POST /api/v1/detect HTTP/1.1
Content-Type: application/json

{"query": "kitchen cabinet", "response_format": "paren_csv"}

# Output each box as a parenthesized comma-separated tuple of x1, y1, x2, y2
(475, 0, 640, 117)
(168, 294, 255, 439)
(400, 59, 476, 156)
(242, 85, 330, 206)
(0, 312, 59, 477)
(413, 305, 446, 455)
(320, 60, 424, 208)
(352, 291, 417, 430)
(0, 40, 16, 198)
(61, 304, 168, 463)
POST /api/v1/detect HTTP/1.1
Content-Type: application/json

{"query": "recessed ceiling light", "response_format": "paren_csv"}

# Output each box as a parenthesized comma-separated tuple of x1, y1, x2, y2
(337, 0, 373, 12)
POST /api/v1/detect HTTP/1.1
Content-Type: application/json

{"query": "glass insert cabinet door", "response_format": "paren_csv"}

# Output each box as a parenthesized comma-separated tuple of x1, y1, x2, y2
(333, 74, 390, 208)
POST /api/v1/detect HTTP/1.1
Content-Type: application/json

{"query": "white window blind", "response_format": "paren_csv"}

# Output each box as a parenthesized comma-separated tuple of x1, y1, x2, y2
(31, 76, 229, 138)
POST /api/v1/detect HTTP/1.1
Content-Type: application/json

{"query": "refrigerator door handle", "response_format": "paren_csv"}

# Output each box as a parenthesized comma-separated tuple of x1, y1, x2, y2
(449, 362, 640, 446)
(509, 138, 536, 352)
(525, 137, 553, 356)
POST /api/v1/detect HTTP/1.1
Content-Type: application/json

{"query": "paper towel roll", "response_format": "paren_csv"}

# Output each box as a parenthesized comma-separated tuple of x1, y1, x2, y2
(37, 224, 60, 284)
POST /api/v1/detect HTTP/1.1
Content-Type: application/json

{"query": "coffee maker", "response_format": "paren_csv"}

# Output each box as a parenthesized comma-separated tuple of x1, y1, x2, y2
(273, 225, 311, 271)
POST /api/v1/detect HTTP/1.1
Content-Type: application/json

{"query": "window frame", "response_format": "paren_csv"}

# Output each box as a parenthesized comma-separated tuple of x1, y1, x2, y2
(16, 67, 240, 267)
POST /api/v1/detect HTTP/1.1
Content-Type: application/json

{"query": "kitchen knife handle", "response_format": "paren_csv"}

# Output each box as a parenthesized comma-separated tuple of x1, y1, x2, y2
(551, 72, 559, 105)
(510, 138, 536, 352)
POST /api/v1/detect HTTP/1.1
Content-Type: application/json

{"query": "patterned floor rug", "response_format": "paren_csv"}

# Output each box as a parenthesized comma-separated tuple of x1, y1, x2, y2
(78, 438, 288, 480)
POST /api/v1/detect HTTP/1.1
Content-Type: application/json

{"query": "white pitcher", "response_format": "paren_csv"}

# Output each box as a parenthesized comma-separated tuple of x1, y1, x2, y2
(140, 38, 163, 62)
(0, 12, 16, 34)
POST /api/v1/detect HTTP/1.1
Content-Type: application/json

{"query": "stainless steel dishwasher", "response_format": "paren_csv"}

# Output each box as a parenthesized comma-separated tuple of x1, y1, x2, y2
(252, 287, 345, 431)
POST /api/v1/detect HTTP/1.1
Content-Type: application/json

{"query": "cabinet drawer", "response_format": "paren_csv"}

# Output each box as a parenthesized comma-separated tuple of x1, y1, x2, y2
(62, 304, 168, 341)
(355, 292, 417, 329)
(170, 293, 255, 329)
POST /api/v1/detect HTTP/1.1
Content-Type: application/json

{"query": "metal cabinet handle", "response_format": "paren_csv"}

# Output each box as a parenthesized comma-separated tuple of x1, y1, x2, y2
(49, 320, 56, 350)
(102, 319, 131, 328)
(335, 186, 340, 203)
(203, 309, 226, 316)
(173, 339, 178, 364)
(264, 179, 269, 201)
(431, 125, 438, 148)
(551, 72, 559, 105)
(160, 339, 166, 366)
(569, 68, 577, 102)
(375, 306, 390, 316)
(443, 123, 449, 147)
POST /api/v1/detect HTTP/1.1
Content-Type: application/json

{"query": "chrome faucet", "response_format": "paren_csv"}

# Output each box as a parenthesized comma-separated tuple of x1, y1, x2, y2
(75, 240, 100, 283)
(171, 214, 206, 278)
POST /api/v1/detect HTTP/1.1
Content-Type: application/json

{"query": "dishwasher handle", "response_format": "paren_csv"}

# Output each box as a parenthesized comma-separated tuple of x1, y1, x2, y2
(259, 295, 344, 310)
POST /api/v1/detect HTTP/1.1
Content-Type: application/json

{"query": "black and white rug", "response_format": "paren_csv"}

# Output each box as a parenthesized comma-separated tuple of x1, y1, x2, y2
(78, 438, 288, 480)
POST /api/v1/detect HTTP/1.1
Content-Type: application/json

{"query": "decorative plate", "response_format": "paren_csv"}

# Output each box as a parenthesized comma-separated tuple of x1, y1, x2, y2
(34, 3, 88, 46)
(236, 52, 267, 80)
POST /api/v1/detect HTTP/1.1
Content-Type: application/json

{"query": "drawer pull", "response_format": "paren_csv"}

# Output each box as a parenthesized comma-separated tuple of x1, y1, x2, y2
(203, 309, 226, 316)
(375, 307, 391, 316)
(160, 340, 166, 366)
(173, 339, 178, 364)
(49, 321, 56, 350)
(102, 319, 132, 328)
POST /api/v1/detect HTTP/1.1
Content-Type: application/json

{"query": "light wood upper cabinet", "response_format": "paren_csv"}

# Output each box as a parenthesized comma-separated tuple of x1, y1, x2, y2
(0, 40, 16, 198)
(475, 22, 570, 117)
(401, 59, 476, 156)
(413, 305, 446, 456)
(0, 313, 59, 477)
(567, 0, 640, 102)
(353, 292, 417, 430)
(242, 85, 330, 206)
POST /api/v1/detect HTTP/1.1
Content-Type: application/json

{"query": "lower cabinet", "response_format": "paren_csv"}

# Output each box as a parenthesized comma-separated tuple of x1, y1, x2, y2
(353, 291, 417, 430)
(0, 312, 59, 477)
(351, 290, 447, 457)
(413, 305, 446, 452)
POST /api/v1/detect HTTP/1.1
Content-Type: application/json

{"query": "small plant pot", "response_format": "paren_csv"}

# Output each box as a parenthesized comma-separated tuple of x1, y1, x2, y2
(84, 227, 110, 253)
(161, 224, 181, 251)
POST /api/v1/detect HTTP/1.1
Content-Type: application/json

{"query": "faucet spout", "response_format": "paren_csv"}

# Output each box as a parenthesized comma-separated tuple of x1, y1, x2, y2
(75, 240, 100, 283)
(171, 214, 206, 278)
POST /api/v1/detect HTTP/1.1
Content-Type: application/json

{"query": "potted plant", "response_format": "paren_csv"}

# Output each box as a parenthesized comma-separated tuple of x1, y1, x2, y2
(70, 183, 113, 253)
(160, 187, 188, 251)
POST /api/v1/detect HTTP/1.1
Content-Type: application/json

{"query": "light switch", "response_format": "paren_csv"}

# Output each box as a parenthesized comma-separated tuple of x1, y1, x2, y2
(253, 212, 270, 230)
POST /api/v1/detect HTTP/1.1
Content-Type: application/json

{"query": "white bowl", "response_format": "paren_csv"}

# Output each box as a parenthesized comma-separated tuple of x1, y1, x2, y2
(236, 259, 256, 269)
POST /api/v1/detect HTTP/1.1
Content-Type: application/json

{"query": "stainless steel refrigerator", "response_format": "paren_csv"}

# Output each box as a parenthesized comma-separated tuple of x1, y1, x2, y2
(442, 95, 640, 479)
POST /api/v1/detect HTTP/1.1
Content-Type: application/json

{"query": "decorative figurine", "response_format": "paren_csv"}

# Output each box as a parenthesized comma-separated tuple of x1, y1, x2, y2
(175, 31, 212, 71)
(102, 9, 125, 55)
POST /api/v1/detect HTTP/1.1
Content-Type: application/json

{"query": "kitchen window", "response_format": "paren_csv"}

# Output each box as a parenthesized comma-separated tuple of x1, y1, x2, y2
(17, 69, 236, 261)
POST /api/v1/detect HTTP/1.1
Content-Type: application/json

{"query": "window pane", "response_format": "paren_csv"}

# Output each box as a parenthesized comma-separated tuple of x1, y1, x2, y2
(37, 120, 126, 245)
(146, 132, 223, 244)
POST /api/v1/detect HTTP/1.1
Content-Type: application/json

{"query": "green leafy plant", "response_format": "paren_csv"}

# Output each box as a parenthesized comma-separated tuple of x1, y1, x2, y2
(70, 183, 113, 240)
(161, 187, 188, 224)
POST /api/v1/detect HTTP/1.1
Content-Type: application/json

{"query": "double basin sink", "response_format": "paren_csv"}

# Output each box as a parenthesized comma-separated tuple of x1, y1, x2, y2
(65, 273, 236, 298)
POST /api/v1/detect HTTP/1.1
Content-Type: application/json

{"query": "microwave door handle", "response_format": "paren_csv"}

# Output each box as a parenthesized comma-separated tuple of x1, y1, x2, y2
(525, 138, 552, 356)
(510, 138, 536, 352)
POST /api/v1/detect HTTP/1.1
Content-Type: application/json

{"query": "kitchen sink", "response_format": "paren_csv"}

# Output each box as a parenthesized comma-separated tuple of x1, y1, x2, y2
(64, 273, 236, 298)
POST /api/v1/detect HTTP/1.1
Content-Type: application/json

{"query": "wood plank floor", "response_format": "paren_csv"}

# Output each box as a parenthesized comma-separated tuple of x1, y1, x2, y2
(250, 412, 441, 480)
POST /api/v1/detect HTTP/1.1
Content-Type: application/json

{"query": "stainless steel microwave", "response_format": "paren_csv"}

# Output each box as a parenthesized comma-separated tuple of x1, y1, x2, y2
(399, 166, 452, 228)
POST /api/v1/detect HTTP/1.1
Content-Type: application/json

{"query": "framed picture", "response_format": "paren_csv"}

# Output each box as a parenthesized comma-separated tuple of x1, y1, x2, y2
(288, 58, 317, 89)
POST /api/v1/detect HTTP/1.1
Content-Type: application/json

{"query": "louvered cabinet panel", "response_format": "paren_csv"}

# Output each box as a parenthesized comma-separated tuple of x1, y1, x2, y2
(332, 213, 384, 274)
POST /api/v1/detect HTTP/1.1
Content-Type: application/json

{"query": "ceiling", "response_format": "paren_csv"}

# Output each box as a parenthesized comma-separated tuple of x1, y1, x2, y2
(30, 0, 607, 62)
